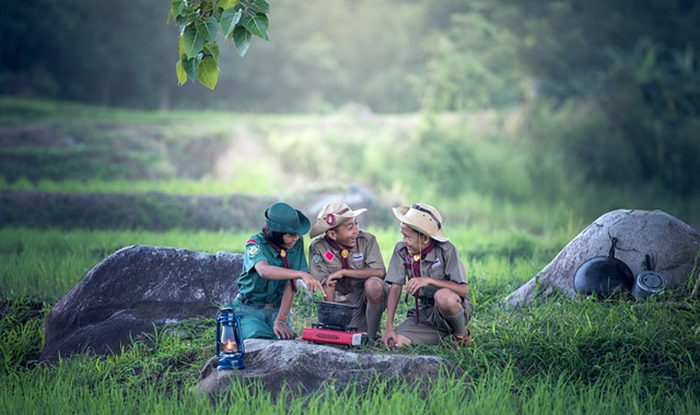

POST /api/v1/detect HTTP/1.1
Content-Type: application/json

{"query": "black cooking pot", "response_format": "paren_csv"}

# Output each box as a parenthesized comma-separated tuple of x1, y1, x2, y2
(573, 238, 635, 297)
(316, 301, 356, 328)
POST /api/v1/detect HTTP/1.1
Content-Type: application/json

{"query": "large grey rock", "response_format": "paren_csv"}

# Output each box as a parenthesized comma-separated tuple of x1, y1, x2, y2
(504, 209, 700, 307)
(40, 245, 242, 362)
(195, 339, 466, 401)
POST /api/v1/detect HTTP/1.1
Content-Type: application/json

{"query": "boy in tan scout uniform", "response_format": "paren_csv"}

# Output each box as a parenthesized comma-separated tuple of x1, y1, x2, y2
(308, 202, 387, 340)
(382, 203, 472, 349)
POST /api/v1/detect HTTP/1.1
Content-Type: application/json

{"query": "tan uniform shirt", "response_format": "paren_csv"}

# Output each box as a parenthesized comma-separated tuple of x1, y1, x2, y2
(309, 230, 385, 296)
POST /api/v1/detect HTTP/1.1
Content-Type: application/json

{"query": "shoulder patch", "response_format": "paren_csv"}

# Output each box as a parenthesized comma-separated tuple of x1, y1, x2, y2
(312, 254, 321, 265)
(247, 245, 260, 257)
(324, 251, 336, 262)
(246, 238, 256, 244)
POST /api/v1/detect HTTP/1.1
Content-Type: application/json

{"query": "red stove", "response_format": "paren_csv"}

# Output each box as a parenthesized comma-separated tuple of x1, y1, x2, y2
(301, 323, 368, 347)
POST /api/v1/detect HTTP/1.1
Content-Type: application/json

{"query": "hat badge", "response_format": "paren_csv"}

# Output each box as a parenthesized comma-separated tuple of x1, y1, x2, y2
(325, 213, 336, 226)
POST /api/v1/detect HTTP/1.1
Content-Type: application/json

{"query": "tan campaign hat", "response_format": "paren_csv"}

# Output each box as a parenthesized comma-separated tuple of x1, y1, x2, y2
(309, 202, 367, 238)
(392, 203, 448, 242)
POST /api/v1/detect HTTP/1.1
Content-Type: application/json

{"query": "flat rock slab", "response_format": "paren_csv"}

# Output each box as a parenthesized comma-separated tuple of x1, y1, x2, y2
(196, 339, 465, 401)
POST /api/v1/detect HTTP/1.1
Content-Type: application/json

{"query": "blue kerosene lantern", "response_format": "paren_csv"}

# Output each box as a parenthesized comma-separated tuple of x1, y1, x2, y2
(216, 308, 245, 370)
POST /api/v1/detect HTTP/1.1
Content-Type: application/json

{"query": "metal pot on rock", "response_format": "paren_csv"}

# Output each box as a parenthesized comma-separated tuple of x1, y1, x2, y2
(316, 300, 356, 328)
(574, 238, 635, 297)
(632, 254, 667, 299)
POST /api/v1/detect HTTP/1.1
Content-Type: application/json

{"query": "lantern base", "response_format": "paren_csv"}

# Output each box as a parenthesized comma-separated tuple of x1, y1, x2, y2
(217, 355, 245, 370)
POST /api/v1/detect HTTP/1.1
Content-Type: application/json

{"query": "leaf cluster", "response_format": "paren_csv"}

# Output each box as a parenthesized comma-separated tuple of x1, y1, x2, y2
(168, 0, 271, 89)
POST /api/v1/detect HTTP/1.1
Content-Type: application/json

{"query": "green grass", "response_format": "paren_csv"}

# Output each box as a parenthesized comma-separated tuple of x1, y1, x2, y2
(2, 227, 700, 413)
(2, 97, 700, 412)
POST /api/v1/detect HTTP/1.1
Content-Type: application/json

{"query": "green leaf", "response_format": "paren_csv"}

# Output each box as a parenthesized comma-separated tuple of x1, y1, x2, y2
(203, 41, 220, 62)
(241, 12, 269, 40)
(182, 56, 200, 80)
(233, 26, 252, 57)
(182, 24, 206, 59)
(196, 17, 218, 42)
(168, 0, 185, 22)
(175, 59, 188, 86)
(245, 0, 270, 14)
(198, 56, 220, 90)
(221, 9, 242, 37)
(178, 37, 186, 57)
(219, 0, 239, 10)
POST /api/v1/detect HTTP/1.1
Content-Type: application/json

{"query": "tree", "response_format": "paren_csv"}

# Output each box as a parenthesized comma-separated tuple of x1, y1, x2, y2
(168, 0, 271, 90)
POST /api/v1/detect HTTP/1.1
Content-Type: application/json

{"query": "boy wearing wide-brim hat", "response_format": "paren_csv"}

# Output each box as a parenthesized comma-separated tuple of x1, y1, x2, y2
(228, 202, 324, 340)
(308, 202, 387, 340)
(382, 203, 472, 349)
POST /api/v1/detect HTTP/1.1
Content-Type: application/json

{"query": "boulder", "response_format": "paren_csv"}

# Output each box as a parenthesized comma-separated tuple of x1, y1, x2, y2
(40, 245, 242, 362)
(195, 339, 465, 401)
(504, 209, 700, 308)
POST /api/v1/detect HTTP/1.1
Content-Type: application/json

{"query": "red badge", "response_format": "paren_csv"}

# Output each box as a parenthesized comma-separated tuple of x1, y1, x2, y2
(246, 239, 256, 245)
(325, 213, 336, 226)
(324, 251, 335, 261)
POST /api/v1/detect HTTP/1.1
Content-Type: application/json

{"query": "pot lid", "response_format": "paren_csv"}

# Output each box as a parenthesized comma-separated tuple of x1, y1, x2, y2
(636, 271, 667, 292)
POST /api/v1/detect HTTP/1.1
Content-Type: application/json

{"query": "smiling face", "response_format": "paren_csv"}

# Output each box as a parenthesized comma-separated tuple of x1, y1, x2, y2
(281, 233, 300, 250)
(327, 218, 360, 249)
(400, 222, 431, 255)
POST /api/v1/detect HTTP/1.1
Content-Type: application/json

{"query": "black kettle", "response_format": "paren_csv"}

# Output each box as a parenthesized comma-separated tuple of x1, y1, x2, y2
(574, 238, 635, 297)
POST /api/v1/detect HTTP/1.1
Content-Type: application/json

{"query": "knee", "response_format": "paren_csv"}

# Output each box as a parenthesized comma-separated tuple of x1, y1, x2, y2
(364, 277, 384, 299)
(434, 288, 462, 313)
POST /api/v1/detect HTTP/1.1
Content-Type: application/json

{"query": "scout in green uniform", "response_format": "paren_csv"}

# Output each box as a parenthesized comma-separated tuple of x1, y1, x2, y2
(308, 202, 387, 340)
(228, 202, 324, 340)
(382, 203, 472, 349)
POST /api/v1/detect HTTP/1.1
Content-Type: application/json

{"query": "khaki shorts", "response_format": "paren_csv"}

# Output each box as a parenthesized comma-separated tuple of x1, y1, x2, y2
(396, 297, 472, 345)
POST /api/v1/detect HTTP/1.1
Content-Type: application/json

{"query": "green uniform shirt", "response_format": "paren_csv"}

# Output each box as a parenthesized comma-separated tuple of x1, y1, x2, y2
(236, 232, 309, 305)
(308, 230, 385, 295)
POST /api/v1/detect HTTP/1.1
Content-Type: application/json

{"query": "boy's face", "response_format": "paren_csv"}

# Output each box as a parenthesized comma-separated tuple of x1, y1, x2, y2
(328, 218, 360, 249)
(400, 223, 430, 255)
(282, 233, 300, 250)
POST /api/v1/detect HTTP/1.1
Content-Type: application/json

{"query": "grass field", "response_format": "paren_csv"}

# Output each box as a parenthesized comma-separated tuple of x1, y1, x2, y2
(2, 225, 700, 414)
(2, 97, 700, 413)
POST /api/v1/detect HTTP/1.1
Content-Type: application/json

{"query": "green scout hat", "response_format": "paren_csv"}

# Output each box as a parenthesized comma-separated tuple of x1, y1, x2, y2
(309, 202, 367, 239)
(392, 203, 448, 242)
(264, 202, 311, 235)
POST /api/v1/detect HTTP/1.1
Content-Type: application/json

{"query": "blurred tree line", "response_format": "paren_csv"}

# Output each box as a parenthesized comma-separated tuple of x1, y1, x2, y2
(418, 0, 700, 202)
(1, 0, 698, 203)
(0, 0, 428, 112)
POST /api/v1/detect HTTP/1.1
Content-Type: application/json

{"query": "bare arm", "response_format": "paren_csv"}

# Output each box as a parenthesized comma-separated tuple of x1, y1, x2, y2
(273, 280, 296, 340)
(329, 267, 386, 280)
(254, 260, 325, 295)
(384, 283, 403, 332)
(405, 277, 468, 297)
(381, 283, 404, 349)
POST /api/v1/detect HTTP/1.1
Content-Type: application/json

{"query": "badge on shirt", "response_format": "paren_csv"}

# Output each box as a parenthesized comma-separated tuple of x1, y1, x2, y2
(247, 244, 260, 257)
(312, 254, 321, 264)
(352, 253, 364, 262)
(324, 251, 336, 262)
(431, 258, 441, 268)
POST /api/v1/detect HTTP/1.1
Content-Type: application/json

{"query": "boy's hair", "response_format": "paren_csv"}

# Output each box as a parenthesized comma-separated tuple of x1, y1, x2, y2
(262, 226, 286, 246)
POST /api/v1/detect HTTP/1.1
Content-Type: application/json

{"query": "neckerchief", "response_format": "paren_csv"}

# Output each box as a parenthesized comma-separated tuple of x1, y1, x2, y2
(324, 236, 352, 293)
(403, 241, 435, 323)
(266, 238, 297, 293)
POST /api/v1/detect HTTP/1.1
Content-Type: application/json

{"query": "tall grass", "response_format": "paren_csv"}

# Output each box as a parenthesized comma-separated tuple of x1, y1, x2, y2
(2, 227, 700, 413)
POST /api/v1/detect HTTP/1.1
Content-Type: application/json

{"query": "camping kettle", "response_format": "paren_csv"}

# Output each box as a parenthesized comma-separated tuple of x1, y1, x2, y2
(632, 254, 667, 299)
(573, 238, 635, 297)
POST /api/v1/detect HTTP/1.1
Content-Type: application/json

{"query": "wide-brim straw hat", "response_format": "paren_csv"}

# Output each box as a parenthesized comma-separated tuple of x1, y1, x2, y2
(392, 203, 448, 242)
(309, 202, 367, 239)
(264, 202, 311, 235)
